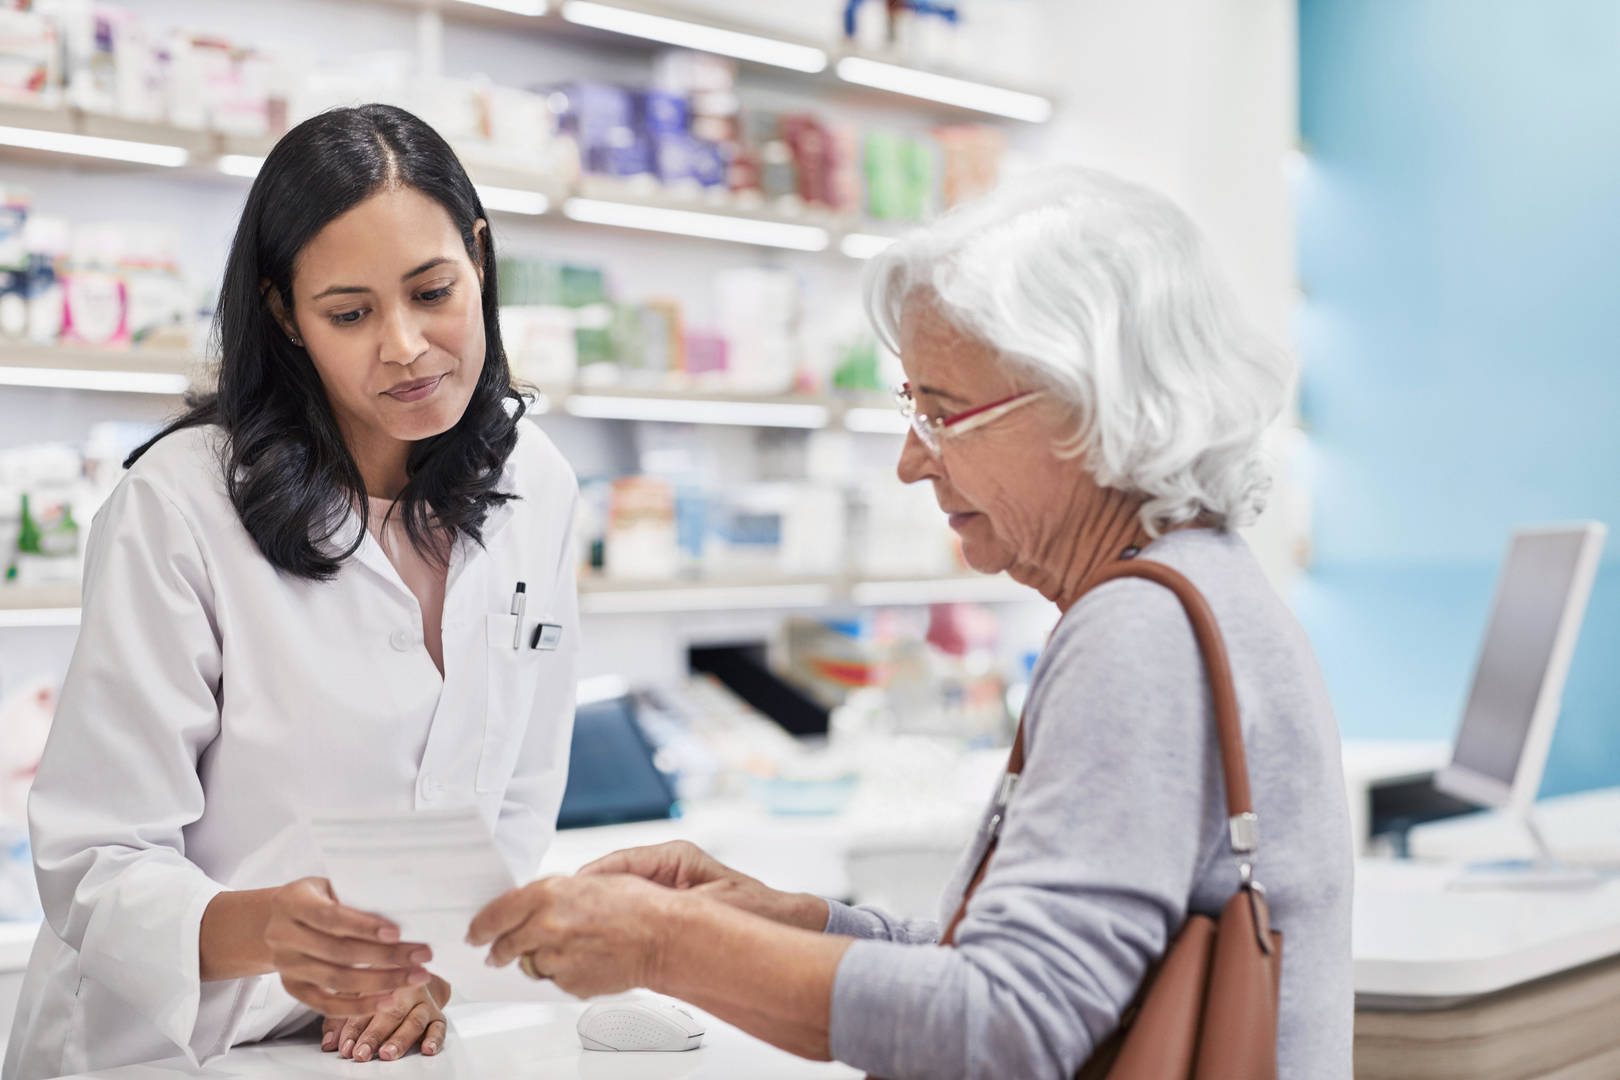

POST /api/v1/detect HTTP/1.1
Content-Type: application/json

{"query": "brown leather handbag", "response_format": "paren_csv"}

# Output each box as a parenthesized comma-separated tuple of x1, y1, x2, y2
(877, 557, 1283, 1080)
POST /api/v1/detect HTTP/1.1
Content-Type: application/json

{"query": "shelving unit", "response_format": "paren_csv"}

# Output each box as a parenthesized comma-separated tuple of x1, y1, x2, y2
(0, 0, 1051, 633)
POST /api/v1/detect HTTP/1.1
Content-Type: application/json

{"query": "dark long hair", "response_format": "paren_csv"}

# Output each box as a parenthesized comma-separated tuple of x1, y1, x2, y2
(128, 104, 524, 580)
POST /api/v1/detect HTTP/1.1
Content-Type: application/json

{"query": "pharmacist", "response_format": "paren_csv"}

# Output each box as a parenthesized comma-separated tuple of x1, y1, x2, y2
(3, 105, 580, 1080)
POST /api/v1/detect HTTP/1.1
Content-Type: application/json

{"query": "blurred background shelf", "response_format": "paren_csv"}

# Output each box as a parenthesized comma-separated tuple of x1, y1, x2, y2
(359, 0, 1057, 121)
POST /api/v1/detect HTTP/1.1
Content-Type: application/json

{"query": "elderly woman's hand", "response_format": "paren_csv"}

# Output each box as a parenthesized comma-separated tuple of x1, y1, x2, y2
(577, 841, 828, 931)
(465, 874, 677, 998)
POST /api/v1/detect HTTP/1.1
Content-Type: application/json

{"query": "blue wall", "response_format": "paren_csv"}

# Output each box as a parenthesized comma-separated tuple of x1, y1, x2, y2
(1297, 0, 1620, 796)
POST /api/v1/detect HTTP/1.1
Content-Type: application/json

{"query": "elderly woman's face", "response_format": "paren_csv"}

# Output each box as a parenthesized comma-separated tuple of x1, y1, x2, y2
(895, 299, 1083, 576)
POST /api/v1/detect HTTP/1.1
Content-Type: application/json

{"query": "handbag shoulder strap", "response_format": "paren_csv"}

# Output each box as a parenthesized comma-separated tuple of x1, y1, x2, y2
(941, 556, 1259, 946)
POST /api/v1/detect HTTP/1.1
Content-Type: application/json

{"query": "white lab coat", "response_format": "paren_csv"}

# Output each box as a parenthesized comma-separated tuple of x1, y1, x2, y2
(2, 418, 580, 1080)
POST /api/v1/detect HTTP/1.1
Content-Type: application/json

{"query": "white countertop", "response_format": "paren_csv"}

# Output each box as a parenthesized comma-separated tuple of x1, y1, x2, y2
(1352, 857, 1620, 1006)
(50, 999, 860, 1079)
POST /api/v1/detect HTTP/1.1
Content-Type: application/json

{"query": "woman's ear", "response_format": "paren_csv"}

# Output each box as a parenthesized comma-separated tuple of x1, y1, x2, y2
(472, 219, 488, 289)
(262, 281, 303, 347)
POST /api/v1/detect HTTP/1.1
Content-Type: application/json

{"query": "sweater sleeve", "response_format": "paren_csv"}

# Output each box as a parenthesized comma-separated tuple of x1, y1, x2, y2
(827, 580, 1226, 1079)
(823, 899, 940, 945)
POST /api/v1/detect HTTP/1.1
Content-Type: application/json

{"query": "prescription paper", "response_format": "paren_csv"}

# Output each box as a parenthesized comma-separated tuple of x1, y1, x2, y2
(309, 807, 573, 1003)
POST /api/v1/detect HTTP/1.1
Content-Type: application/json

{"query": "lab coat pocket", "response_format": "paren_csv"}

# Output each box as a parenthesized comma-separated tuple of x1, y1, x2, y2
(479, 612, 555, 793)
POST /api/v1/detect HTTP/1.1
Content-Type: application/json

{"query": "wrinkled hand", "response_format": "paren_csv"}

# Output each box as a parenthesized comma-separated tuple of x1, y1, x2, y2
(466, 874, 675, 998)
(321, 975, 450, 1062)
(263, 877, 432, 1017)
(579, 840, 825, 929)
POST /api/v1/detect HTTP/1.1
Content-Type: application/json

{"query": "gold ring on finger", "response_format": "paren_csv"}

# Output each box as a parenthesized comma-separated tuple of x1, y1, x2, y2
(518, 953, 546, 981)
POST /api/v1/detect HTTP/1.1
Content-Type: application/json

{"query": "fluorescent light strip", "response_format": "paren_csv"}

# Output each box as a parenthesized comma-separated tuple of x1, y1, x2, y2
(842, 406, 908, 434)
(834, 57, 1053, 123)
(0, 123, 189, 167)
(565, 394, 829, 428)
(0, 606, 81, 629)
(561, 1, 827, 73)
(563, 197, 829, 251)
(456, 0, 548, 14)
(850, 576, 1031, 607)
(217, 154, 264, 178)
(476, 184, 550, 215)
(0, 366, 190, 394)
(581, 583, 833, 615)
(839, 232, 897, 260)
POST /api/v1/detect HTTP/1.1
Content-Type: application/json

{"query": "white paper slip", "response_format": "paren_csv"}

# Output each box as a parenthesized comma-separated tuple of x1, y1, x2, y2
(308, 807, 528, 1000)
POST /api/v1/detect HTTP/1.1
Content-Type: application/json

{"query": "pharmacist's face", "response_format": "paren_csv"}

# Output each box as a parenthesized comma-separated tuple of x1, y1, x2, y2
(893, 298, 1076, 578)
(282, 186, 487, 455)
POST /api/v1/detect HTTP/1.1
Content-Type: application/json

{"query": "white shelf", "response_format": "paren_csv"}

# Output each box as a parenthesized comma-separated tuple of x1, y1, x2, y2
(578, 572, 1033, 614)
(0, 346, 904, 433)
(0, 103, 911, 256)
(0, 586, 81, 628)
(364, 0, 1056, 122)
(0, 576, 1033, 628)
(0, 342, 198, 395)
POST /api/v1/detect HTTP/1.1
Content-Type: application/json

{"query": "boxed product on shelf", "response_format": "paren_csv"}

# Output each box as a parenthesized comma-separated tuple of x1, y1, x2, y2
(848, 477, 961, 578)
(1, 443, 84, 589)
(0, 192, 196, 352)
(0, 423, 173, 592)
(0, 6, 60, 107)
(783, 603, 1011, 743)
(714, 266, 801, 392)
(603, 474, 679, 581)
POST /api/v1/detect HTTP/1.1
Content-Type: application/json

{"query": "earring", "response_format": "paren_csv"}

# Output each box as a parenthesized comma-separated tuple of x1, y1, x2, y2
(288, 334, 302, 347)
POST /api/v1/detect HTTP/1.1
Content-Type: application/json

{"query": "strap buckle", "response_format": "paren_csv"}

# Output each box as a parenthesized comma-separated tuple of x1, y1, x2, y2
(1228, 811, 1259, 855)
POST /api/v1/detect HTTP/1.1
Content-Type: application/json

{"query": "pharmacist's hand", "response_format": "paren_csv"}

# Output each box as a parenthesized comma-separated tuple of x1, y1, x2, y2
(321, 976, 450, 1062)
(578, 840, 826, 930)
(263, 877, 433, 1017)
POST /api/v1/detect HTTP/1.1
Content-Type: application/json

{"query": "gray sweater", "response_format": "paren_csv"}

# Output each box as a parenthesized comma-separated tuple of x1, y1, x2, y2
(824, 529, 1354, 1079)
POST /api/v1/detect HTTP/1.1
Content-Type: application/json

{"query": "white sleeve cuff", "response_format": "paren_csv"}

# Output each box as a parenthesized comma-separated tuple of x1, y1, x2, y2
(75, 864, 262, 1066)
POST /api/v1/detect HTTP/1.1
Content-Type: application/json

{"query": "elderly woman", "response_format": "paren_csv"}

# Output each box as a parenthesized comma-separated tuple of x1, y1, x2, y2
(467, 167, 1354, 1078)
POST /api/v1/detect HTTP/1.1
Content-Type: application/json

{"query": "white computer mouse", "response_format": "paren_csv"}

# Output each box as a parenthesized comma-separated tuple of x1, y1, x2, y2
(577, 996, 705, 1052)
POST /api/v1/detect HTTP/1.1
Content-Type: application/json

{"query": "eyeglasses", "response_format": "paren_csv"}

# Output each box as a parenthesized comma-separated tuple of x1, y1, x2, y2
(893, 382, 1044, 455)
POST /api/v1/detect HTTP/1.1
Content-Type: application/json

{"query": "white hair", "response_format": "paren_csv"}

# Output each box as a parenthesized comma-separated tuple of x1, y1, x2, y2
(865, 165, 1292, 535)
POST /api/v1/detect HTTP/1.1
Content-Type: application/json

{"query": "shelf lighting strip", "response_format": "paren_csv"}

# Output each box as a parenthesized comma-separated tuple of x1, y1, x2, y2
(842, 406, 909, 435)
(476, 184, 550, 215)
(580, 583, 834, 615)
(833, 56, 1053, 124)
(0, 366, 190, 395)
(850, 576, 1032, 607)
(0, 123, 189, 167)
(560, 1, 827, 73)
(456, 0, 548, 13)
(216, 154, 264, 177)
(562, 196, 830, 251)
(839, 232, 897, 260)
(564, 394, 829, 428)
